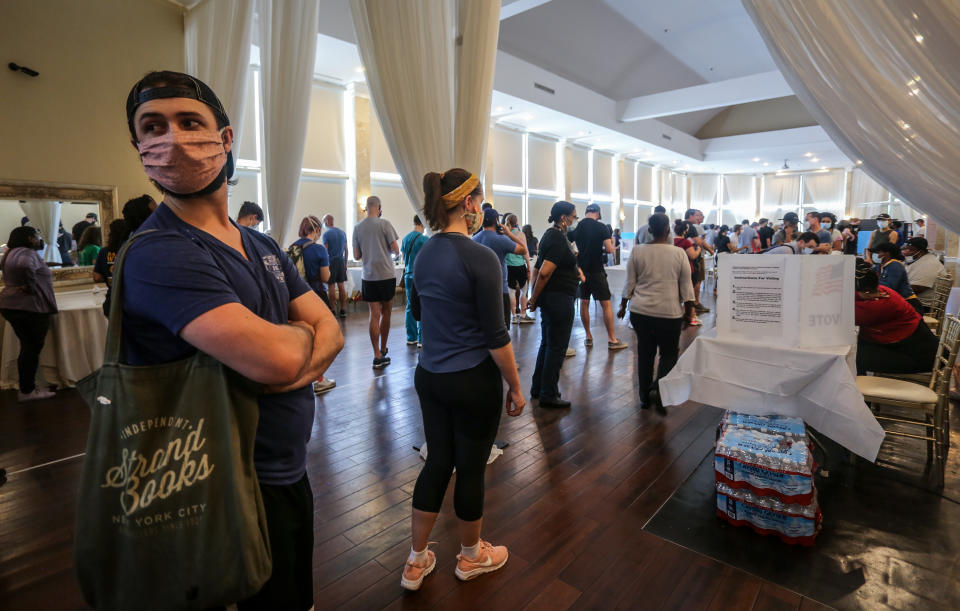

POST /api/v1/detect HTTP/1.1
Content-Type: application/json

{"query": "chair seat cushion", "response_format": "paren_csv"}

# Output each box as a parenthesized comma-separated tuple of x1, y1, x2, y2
(924, 315, 939, 326)
(857, 375, 938, 404)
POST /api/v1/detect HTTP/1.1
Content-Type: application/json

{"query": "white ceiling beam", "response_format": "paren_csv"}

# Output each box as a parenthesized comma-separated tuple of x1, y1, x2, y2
(701, 126, 835, 160)
(618, 70, 794, 122)
(494, 51, 704, 161)
(500, 0, 553, 20)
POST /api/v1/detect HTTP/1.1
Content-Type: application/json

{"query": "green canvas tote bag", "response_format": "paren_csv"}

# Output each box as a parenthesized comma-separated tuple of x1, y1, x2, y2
(74, 231, 272, 610)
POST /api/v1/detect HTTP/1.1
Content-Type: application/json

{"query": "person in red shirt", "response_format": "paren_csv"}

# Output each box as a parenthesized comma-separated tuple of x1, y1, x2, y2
(854, 261, 938, 375)
(673, 220, 703, 327)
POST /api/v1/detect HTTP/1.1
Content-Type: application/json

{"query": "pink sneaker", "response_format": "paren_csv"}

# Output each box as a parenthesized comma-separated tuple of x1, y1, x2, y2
(400, 548, 436, 591)
(455, 540, 509, 581)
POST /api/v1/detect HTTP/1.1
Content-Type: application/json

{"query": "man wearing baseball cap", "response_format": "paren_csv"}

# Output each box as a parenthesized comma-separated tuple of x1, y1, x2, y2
(902, 236, 946, 309)
(119, 71, 343, 609)
(567, 203, 628, 350)
(864, 213, 899, 264)
(772, 212, 800, 247)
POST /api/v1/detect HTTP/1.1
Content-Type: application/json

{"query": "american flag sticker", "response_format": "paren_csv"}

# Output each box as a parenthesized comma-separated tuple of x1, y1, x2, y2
(811, 262, 844, 297)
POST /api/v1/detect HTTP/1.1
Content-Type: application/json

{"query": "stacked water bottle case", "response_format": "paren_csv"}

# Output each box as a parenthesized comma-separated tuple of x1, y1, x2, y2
(714, 412, 821, 546)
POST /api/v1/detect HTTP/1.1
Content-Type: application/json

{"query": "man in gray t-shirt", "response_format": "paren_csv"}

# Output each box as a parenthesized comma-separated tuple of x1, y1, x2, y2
(737, 220, 758, 252)
(352, 196, 400, 368)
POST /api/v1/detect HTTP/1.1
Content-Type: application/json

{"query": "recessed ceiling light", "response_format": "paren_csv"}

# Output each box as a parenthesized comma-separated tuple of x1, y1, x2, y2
(752, 157, 760, 162)
(855, 159, 863, 165)
(914, 34, 924, 43)
(811, 157, 820, 162)
(900, 121, 910, 130)
(762, 162, 770, 166)
(820, 166, 827, 170)
(803, 152, 813, 157)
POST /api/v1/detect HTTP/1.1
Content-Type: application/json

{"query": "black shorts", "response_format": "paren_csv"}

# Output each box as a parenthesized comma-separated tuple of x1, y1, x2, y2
(328, 257, 347, 283)
(237, 475, 313, 611)
(507, 265, 528, 289)
(578, 271, 611, 301)
(362, 278, 396, 302)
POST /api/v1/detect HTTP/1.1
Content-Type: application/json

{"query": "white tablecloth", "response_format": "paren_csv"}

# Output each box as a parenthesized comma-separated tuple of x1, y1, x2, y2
(659, 332, 885, 461)
(1, 287, 107, 389)
(344, 265, 405, 295)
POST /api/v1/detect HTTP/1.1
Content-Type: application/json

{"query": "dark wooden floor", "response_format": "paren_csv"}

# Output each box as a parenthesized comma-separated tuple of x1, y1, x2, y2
(1, 292, 833, 610)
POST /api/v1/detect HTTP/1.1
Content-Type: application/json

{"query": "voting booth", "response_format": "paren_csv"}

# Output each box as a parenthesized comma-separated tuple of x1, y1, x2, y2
(660, 253, 884, 463)
(715, 254, 856, 348)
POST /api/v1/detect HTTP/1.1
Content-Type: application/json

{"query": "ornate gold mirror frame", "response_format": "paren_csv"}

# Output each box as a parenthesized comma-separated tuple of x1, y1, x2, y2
(0, 179, 119, 283)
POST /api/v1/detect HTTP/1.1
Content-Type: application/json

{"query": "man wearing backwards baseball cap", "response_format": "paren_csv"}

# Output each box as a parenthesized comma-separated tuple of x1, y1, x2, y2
(772, 212, 801, 246)
(122, 71, 344, 609)
(864, 213, 899, 264)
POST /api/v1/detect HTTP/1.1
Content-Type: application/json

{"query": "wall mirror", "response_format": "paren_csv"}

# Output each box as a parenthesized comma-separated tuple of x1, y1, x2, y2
(0, 179, 119, 285)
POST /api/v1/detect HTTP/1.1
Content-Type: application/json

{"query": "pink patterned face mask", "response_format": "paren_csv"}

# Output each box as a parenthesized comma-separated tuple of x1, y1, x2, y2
(137, 128, 227, 195)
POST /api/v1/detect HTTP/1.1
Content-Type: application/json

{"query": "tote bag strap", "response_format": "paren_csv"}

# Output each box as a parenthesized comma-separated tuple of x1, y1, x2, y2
(102, 229, 158, 366)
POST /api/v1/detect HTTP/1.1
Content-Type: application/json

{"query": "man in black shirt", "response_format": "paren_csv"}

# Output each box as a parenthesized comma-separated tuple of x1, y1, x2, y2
(71, 212, 98, 244)
(567, 203, 627, 351)
(757, 218, 775, 250)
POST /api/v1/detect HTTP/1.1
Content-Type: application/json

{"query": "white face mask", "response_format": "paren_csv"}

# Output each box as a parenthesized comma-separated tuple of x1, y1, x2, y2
(905, 255, 915, 263)
(822, 222, 832, 230)
(878, 220, 888, 229)
(802, 247, 814, 254)
(872, 254, 882, 264)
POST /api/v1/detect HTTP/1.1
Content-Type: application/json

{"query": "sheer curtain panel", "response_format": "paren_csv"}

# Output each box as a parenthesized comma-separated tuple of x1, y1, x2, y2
(690, 174, 719, 223)
(184, 0, 255, 155)
(351, 0, 500, 216)
(850, 169, 890, 219)
(257, 0, 320, 245)
(20, 201, 62, 264)
(743, 0, 960, 232)
(801, 170, 845, 215)
(760, 174, 799, 226)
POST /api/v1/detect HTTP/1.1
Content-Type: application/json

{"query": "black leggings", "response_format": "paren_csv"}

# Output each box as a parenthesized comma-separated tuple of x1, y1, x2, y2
(413, 357, 503, 521)
(0, 309, 51, 393)
(857, 321, 939, 375)
(630, 312, 683, 397)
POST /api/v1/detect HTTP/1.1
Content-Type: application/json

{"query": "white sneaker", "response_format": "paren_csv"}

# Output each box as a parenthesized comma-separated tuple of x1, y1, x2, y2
(511, 315, 520, 324)
(312, 378, 336, 394)
(18, 388, 55, 402)
(565, 347, 576, 358)
(518, 314, 536, 324)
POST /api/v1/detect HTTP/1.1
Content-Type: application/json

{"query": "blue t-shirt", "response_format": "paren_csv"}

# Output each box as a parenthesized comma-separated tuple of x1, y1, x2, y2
(121, 204, 314, 486)
(472, 229, 516, 294)
(321, 226, 348, 260)
(877, 259, 914, 300)
(401, 230, 428, 277)
(293, 238, 330, 293)
(413, 233, 510, 373)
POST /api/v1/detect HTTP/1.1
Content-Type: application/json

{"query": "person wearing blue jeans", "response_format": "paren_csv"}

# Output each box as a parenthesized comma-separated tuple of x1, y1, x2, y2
(402, 215, 429, 345)
(527, 201, 582, 408)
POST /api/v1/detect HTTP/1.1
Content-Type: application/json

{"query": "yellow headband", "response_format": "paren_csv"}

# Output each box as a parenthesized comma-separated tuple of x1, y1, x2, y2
(441, 173, 479, 208)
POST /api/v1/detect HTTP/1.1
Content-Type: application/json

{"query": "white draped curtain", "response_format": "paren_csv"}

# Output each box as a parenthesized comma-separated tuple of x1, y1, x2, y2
(801, 170, 845, 216)
(722, 175, 757, 227)
(743, 1, 960, 232)
(184, 0, 255, 155)
(351, 0, 501, 216)
(849, 169, 890, 220)
(20, 200, 62, 264)
(257, 0, 320, 245)
(690, 174, 719, 224)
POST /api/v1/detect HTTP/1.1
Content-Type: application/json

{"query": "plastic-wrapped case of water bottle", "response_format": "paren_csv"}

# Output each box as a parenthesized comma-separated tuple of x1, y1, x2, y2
(714, 412, 821, 545)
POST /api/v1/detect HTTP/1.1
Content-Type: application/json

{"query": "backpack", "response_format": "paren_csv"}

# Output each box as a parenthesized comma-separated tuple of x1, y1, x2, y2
(286, 242, 310, 280)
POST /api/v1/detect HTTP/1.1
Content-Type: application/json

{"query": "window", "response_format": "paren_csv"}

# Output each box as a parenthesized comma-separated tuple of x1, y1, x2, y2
(528, 195, 555, 238)
(491, 127, 523, 188)
(593, 152, 614, 200)
(567, 145, 589, 198)
(301, 83, 346, 172)
(527, 135, 557, 193)
(636, 164, 654, 203)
